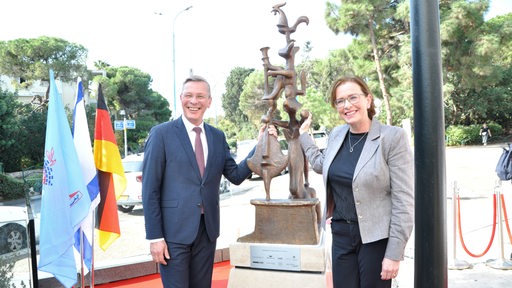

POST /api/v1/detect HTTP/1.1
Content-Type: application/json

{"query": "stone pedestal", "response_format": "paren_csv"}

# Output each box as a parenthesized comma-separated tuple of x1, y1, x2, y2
(228, 198, 331, 288)
(237, 198, 320, 245)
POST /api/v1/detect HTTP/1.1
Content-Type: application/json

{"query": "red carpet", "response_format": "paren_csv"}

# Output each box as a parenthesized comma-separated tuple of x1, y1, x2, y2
(94, 261, 232, 288)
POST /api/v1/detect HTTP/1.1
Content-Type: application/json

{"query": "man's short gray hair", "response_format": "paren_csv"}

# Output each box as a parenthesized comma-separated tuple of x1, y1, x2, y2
(182, 75, 211, 96)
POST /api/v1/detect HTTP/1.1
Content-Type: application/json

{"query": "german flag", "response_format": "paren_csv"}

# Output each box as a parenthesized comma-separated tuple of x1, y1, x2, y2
(93, 84, 126, 251)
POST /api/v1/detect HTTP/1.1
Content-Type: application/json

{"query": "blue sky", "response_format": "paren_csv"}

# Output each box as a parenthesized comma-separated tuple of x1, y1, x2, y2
(0, 0, 510, 117)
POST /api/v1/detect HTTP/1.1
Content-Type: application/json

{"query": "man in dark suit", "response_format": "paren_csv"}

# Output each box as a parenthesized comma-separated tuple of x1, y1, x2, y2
(142, 75, 274, 288)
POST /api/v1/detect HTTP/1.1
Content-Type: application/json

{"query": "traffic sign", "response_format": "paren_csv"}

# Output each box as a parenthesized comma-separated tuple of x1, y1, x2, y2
(114, 120, 136, 130)
(114, 120, 124, 130)
(125, 120, 136, 129)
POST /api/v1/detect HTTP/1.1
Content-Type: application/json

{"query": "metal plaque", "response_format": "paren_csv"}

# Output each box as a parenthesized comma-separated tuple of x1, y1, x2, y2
(250, 246, 301, 271)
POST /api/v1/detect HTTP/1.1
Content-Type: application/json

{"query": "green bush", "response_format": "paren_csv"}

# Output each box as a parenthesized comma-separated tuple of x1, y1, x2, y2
(21, 169, 43, 194)
(445, 123, 503, 146)
(485, 123, 504, 142)
(0, 173, 26, 201)
(227, 138, 237, 153)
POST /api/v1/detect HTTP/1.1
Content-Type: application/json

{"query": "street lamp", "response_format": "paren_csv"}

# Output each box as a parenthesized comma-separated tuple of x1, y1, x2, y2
(172, 5, 193, 119)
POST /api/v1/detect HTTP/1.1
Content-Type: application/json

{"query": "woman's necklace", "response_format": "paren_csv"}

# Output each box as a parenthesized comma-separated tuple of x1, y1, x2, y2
(348, 132, 368, 152)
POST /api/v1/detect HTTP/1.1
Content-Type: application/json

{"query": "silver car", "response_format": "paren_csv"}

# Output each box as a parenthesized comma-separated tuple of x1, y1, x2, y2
(311, 131, 328, 151)
(118, 154, 144, 213)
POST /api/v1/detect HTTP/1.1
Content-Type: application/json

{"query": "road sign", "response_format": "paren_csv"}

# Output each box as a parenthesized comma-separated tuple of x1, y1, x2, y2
(114, 120, 124, 130)
(125, 120, 136, 129)
(114, 120, 136, 130)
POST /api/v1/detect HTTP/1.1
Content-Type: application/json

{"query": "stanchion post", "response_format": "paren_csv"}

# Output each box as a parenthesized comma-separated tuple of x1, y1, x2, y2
(486, 181, 512, 269)
(449, 181, 472, 270)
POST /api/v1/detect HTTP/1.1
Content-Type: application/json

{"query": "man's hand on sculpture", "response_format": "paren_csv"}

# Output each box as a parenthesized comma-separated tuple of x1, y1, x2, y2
(258, 124, 278, 141)
(299, 111, 312, 135)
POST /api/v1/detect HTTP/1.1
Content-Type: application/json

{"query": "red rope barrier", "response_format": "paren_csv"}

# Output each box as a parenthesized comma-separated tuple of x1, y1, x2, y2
(500, 194, 512, 244)
(457, 194, 497, 257)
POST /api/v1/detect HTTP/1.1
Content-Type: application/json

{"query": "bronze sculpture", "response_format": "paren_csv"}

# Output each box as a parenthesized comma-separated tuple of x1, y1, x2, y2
(247, 3, 316, 204)
(238, 1, 322, 246)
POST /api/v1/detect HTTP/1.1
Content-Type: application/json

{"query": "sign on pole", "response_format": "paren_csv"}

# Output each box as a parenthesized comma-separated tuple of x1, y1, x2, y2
(125, 120, 136, 129)
(114, 120, 124, 131)
(114, 120, 136, 130)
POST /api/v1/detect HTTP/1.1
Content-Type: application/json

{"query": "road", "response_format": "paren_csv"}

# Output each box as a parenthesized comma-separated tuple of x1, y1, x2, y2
(5, 143, 512, 287)
(91, 144, 512, 288)
(99, 143, 511, 267)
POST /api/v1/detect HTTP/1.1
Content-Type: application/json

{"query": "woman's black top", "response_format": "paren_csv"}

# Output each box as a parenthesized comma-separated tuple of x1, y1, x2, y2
(328, 131, 367, 222)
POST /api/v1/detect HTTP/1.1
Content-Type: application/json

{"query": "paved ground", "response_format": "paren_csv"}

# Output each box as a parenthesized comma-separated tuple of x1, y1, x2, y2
(219, 143, 512, 287)
(6, 143, 512, 287)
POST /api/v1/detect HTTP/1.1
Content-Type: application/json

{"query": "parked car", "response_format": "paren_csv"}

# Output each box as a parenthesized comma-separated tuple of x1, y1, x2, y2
(235, 139, 258, 164)
(235, 139, 258, 179)
(118, 153, 144, 213)
(0, 205, 39, 255)
(311, 130, 328, 151)
(219, 176, 231, 194)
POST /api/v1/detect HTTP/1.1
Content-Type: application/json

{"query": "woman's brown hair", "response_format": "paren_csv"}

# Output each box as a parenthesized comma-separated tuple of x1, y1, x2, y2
(328, 75, 376, 119)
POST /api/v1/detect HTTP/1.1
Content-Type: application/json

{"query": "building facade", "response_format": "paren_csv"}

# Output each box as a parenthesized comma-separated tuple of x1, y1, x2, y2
(0, 75, 94, 110)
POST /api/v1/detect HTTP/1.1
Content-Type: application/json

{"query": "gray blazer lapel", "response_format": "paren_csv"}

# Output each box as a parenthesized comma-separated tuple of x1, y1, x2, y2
(354, 120, 381, 180)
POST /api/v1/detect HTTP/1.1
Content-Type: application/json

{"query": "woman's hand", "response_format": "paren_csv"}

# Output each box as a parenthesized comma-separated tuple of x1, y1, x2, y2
(299, 112, 312, 135)
(380, 258, 400, 280)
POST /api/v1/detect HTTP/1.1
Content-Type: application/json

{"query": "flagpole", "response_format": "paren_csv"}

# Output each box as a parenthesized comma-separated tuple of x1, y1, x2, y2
(90, 210, 96, 288)
(80, 227, 85, 287)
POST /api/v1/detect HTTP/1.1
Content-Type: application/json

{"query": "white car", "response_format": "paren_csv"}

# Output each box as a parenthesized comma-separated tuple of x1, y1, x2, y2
(219, 176, 231, 194)
(235, 140, 258, 179)
(118, 153, 144, 213)
(311, 131, 328, 151)
(235, 139, 258, 164)
(0, 205, 39, 255)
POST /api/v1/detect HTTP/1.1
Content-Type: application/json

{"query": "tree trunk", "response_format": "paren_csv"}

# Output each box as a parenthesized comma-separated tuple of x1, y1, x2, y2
(369, 17, 393, 125)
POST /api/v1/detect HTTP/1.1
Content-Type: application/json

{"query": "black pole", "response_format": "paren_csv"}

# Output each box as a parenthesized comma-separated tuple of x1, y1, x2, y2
(24, 194, 39, 287)
(410, 0, 447, 287)
(28, 218, 39, 287)
(23, 168, 39, 288)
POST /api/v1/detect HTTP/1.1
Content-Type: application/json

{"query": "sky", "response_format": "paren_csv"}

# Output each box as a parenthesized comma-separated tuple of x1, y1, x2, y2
(0, 0, 511, 118)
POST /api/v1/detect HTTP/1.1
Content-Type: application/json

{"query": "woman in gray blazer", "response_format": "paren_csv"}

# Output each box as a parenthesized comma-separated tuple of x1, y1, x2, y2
(299, 76, 414, 288)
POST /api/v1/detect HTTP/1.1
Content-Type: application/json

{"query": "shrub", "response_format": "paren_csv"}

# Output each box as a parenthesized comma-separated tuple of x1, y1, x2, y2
(486, 123, 504, 141)
(21, 169, 43, 194)
(445, 123, 503, 146)
(0, 173, 26, 201)
(446, 125, 476, 146)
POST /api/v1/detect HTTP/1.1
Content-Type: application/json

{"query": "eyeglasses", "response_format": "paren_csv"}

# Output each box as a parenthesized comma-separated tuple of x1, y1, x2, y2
(334, 93, 366, 107)
(182, 94, 209, 101)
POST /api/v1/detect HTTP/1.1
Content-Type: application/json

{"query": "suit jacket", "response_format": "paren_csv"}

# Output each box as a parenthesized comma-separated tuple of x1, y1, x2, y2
(142, 117, 252, 244)
(300, 119, 414, 260)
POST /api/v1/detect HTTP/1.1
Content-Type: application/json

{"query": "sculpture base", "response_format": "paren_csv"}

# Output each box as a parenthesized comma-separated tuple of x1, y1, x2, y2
(237, 198, 320, 245)
(228, 198, 330, 287)
(228, 231, 331, 288)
